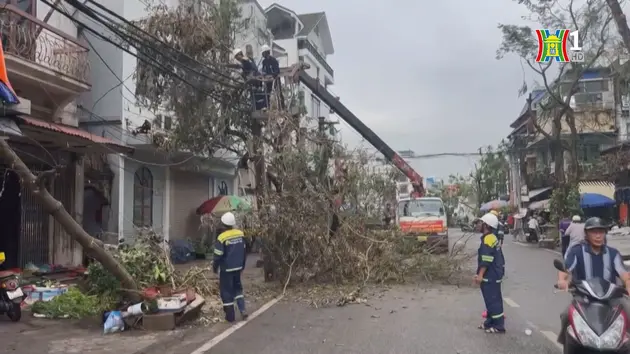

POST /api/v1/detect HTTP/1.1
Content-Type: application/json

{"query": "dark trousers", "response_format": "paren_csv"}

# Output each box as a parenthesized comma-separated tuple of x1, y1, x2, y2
(561, 236, 570, 256)
(219, 270, 245, 322)
(481, 281, 505, 330)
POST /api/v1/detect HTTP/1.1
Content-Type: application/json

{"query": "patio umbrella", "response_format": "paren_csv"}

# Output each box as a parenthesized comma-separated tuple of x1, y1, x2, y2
(580, 193, 615, 208)
(196, 195, 252, 215)
(480, 199, 508, 212)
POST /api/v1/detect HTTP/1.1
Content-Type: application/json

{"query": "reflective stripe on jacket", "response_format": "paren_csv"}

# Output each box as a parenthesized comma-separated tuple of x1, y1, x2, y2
(213, 229, 246, 272)
(477, 233, 505, 282)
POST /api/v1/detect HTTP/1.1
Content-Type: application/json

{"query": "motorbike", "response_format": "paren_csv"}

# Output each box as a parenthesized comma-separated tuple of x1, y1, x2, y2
(0, 252, 24, 321)
(553, 259, 630, 353)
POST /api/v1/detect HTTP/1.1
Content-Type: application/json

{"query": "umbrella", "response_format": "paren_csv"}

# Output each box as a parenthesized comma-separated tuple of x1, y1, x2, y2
(196, 195, 252, 215)
(580, 193, 615, 208)
(480, 199, 508, 212)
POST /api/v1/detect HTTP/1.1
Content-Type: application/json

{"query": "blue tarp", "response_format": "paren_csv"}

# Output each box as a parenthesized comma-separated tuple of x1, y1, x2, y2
(169, 239, 195, 264)
(580, 193, 615, 208)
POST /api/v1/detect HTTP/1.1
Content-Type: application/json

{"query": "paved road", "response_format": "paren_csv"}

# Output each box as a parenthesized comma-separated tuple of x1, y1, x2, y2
(182, 230, 568, 354)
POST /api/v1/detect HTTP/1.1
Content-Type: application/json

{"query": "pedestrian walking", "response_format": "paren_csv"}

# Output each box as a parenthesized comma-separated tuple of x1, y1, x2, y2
(213, 212, 248, 322)
(474, 212, 506, 334)
(564, 215, 585, 257)
(559, 215, 574, 256)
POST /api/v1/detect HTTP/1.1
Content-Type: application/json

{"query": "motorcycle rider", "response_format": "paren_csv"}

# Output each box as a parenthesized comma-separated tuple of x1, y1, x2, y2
(474, 212, 506, 333)
(556, 216, 630, 343)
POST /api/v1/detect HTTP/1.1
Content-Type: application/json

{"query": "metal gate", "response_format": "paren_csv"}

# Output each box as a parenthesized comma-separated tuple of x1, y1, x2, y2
(19, 183, 50, 267)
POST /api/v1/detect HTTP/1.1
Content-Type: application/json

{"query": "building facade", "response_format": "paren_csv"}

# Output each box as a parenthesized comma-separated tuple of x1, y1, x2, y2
(78, 0, 237, 244)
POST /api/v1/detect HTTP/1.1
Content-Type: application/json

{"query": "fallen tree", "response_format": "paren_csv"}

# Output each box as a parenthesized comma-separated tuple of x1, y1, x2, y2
(0, 139, 140, 299)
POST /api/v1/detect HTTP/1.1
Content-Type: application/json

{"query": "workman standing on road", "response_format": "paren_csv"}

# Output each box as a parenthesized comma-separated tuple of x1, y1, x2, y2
(556, 216, 630, 343)
(474, 212, 506, 334)
(213, 212, 248, 323)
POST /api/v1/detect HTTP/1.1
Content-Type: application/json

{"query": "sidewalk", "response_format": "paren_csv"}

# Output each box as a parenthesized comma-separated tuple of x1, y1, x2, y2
(0, 253, 275, 354)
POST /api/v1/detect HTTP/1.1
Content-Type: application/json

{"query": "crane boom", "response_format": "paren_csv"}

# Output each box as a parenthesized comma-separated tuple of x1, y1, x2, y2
(298, 71, 424, 197)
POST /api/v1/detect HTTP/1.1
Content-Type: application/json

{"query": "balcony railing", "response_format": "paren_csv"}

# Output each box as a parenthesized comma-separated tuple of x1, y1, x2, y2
(297, 38, 333, 77)
(0, 5, 90, 84)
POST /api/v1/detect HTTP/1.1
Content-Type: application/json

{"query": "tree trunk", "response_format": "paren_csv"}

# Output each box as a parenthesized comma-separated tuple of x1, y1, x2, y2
(0, 140, 139, 297)
(605, 0, 630, 54)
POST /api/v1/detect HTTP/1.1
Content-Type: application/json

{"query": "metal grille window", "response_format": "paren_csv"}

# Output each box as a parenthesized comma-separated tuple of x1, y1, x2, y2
(133, 167, 153, 227)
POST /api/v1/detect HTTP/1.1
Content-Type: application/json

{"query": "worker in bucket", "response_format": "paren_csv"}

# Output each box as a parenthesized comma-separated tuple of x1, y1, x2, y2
(260, 44, 285, 109)
(213, 212, 248, 322)
(474, 212, 506, 334)
(233, 48, 259, 79)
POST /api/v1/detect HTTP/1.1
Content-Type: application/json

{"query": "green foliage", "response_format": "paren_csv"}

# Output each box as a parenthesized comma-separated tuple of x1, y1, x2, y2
(86, 231, 173, 298)
(427, 174, 474, 225)
(31, 287, 113, 319)
(549, 184, 581, 224)
(470, 146, 509, 206)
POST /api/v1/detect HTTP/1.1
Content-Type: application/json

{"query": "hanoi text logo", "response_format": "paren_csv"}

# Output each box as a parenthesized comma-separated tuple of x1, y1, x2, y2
(535, 29, 583, 63)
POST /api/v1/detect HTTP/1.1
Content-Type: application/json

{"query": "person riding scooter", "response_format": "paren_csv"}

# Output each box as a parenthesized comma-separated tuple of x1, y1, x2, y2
(556, 216, 630, 345)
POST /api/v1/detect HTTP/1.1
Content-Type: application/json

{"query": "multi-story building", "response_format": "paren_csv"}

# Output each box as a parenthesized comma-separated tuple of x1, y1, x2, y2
(0, 1, 136, 266)
(265, 3, 335, 123)
(79, 0, 238, 244)
(507, 67, 618, 207)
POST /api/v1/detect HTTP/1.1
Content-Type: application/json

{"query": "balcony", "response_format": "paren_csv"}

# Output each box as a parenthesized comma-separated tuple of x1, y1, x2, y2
(0, 5, 90, 106)
(297, 38, 333, 80)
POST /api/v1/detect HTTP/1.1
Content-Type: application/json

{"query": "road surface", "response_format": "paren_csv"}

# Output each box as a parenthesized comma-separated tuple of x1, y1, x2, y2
(176, 230, 568, 354)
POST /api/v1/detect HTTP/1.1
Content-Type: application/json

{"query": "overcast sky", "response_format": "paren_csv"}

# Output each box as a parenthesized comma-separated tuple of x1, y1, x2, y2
(259, 0, 532, 180)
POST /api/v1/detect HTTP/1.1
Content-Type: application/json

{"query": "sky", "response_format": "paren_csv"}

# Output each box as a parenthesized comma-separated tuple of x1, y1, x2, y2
(258, 0, 533, 180)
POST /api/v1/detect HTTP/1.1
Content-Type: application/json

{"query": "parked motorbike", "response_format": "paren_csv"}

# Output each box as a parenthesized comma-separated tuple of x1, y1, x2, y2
(553, 259, 630, 353)
(0, 252, 24, 322)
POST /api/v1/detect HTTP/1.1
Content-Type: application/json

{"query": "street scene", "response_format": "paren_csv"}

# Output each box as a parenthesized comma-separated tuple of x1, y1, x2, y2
(0, 0, 630, 353)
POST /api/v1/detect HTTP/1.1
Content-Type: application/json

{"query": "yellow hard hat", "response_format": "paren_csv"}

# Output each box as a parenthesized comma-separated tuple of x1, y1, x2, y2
(0, 252, 5, 265)
(490, 210, 499, 216)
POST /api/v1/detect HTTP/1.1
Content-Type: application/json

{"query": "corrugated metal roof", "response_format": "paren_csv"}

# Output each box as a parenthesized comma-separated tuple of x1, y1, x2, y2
(18, 115, 130, 150)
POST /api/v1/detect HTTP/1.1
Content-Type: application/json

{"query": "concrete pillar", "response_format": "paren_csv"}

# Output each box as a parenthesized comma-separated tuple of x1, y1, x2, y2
(163, 167, 171, 242)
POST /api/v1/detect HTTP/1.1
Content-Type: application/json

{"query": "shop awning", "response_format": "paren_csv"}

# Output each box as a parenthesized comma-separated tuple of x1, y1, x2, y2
(13, 115, 132, 153)
(528, 187, 552, 200)
(529, 199, 550, 211)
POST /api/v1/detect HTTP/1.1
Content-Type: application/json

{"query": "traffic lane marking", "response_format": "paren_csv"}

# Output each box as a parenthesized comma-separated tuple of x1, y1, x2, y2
(189, 295, 283, 354)
(503, 297, 520, 308)
(540, 330, 563, 350)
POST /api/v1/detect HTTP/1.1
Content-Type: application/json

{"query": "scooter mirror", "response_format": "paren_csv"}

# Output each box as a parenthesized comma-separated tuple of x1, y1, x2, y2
(553, 259, 566, 271)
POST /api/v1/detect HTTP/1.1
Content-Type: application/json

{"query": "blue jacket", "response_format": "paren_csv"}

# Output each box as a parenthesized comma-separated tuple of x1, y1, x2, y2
(261, 56, 280, 76)
(477, 233, 505, 282)
(213, 229, 246, 273)
(565, 243, 626, 282)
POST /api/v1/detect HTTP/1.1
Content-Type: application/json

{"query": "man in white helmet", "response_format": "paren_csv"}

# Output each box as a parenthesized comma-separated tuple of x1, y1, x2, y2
(474, 212, 506, 333)
(213, 212, 248, 322)
(232, 48, 259, 78)
(260, 44, 284, 109)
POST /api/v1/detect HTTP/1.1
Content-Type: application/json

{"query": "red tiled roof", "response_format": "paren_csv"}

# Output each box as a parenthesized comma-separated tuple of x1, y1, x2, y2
(18, 115, 130, 149)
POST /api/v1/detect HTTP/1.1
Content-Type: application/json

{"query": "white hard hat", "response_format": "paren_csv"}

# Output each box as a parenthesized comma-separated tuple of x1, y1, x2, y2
(572, 215, 581, 222)
(221, 212, 236, 226)
(479, 213, 499, 229)
(232, 48, 243, 57)
(261, 44, 271, 53)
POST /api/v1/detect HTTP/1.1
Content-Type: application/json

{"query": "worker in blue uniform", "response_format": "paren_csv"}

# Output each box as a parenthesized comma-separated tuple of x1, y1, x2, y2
(260, 44, 285, 109)
(213, 212, 248, 322)
(475, 212, 506, 333)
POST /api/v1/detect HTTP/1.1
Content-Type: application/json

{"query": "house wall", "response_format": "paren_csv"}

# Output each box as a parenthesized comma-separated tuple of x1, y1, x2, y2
(121, 159, 167, 241)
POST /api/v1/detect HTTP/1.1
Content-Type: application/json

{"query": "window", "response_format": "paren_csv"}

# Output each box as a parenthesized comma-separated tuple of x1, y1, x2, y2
(317, 66, 320, 81)
(8, 0, 35, 14)
(164, 116, 172, 130)
(559, 79, 609, 95)
(153, 115, 162, 128)
(133, 167, 153, 227)
(311, 95, 321, 118)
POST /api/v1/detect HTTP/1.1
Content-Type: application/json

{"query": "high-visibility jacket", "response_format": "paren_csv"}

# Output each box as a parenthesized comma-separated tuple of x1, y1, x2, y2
(477, 233, 505, 282)
(213, 229, 246, 273)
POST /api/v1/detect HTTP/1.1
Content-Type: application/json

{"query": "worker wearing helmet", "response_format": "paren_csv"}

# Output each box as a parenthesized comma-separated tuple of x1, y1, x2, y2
(475, 212, 506, 333)
(556, 216, 630, 343)
(232, 48, 259, 78)
(260, 44, 285, 109)
(213, 212, 248, 322)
